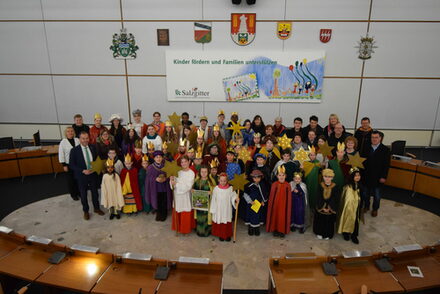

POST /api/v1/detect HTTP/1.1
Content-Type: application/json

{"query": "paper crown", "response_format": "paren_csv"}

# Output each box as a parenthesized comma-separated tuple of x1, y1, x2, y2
(231, 111, 238, 116)
(218, 109, 225, 115)
(277, 165, 286, 175)
(349, 167, 360, 175)
(187, 147, 195, 153)
(105, 158, 114, 168)
(254, 132, 261, 138)
(322, 168, 335, 177)
(147, 141, 155, 150)
(195, 147, 203, 159)
(213, 124, 220, 132)
(142, 154, 148, 162)
(293, 171, 303, 178)
(134, 139, 143, 149)
(132, 109, 142, 116)
(308, 145, 316, 154)
(94, 113, 102, 120)
(179, 138, 187, 147)
(226, 147, 236, 155)
(165, 120, 172, 127)
(199, 116, 208, 122)
(162, 141, 168, 149)
(124, 153, 132, 163)
(197, 129, 205, 139)
(337, 142, 346, 152)
(210, 158, 219, 168)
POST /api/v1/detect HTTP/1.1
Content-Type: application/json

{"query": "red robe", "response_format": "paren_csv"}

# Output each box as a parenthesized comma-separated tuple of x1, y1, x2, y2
(266, 181, 292, 234)
(89, 125, 108, 145)
(120, 167, 143, 211)
(152, 122, 165, 137)
(132, 153, 143, 171)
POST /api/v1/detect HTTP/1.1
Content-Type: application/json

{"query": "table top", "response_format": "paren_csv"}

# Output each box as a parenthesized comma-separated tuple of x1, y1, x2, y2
(269, 258, 339, 294)
(335, 258, 404, 294)
(0, 233, 24, 258)
(156, 262, 223, 294)
(36, 251, 113, 293)
(91, 259, 166, 294)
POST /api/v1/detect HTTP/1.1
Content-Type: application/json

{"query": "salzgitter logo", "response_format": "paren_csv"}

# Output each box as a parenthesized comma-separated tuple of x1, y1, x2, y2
(175, 87, 210, 98)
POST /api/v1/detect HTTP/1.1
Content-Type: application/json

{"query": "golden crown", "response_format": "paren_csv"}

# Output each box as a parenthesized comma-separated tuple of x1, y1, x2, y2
(210, 158, 219, 168)
(105, 158, 114, 168)
(147, 141, 155, 150)
(124, 153, 132, 163)
(277, 165, 286, 175)
(197, 129, 205, 139)
(337, 142, 345, 152)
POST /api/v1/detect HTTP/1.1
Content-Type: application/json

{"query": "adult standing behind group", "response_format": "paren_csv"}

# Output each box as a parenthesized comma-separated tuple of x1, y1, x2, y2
(108, 114, 126, 149)
(89, 113, 108, 145)
(69, 131, 105, 220)
(363, 130, 390, 217)
(355, 117, 373, 157)
(72, 114, 89, 138)
(151, 112, 166, 137)
(58, 127, 80, 201)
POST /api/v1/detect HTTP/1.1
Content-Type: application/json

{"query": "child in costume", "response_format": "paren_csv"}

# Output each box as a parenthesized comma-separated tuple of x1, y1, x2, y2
(210, 173, 239, 241)
(100, 158, 125, 219)
(132, 139, 144, 170)
(107, 148, 124, 174)
(337, 167, 362, 244)
(290, 172, 309, 233)
(120, 154, 143, 215)
(243, 169, 268, 236)
(313, 168, 340, 240)
(272, 148, 300, 183)
(225, 149, 241, 181)
(170, 156, 196, 234)
(302, 146, 321, 211)
(266, 165, 292, 238)
(138, 154, 151, 213)
(193, 165, 215, 237)
(209, 158, 220, 185)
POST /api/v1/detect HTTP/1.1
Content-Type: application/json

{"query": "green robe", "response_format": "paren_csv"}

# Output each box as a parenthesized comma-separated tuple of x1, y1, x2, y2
(304, 159, 320, 210)
(193, 178, 214, 237)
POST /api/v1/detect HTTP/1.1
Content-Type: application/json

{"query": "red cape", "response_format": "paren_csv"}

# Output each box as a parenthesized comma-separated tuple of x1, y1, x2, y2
(120, 167, 143, 211)
(266, 181, 292, 234)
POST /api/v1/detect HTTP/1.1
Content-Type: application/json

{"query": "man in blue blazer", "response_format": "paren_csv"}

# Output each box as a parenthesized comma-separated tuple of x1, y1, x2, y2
(69, 131, 105, 220)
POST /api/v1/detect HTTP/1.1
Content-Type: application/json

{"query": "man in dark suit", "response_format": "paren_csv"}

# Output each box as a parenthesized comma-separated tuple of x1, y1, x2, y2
(69, 131, 105, 220)
(363, 130, 390, 217)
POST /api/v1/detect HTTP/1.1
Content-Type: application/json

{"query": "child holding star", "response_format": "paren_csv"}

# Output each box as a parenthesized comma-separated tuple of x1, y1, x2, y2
(266, 165, 292, 238)
(225, 149, 241, 181)
(243, 169, 268, 236)
(210, 173, 239, 241)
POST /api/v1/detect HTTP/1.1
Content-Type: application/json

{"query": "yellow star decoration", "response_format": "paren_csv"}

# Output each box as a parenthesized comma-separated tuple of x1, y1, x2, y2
(237, 147, 252, 163)
(259, 146, 281, 160)
(226, 121, 246, 138)
(168, 112, 181, 128)
(166, 140, 179, 156)
(228, 173, 249, 192)
(317, 141, 334, 158)
(91, 156, 105, 175)
(278, 134, 292, 150)
(293, 147, 310, 164)
(161, 160, 182, 177)
(346, 151, 366, 169)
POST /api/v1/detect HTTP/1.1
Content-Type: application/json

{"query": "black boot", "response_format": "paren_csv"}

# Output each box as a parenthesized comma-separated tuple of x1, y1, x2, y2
(254, 227, 260, 236)
(351, 236, 359, 244)
(248, 226, 254, 236)
(299, 228, 305, 234)
(343, 233, 350, 241)
(109, 214, 115, 220)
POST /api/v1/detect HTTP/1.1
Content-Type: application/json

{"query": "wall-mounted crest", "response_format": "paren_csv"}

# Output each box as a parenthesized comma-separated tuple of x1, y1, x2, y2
(110, 28, 139, 59)
(356, 34, 377, 60)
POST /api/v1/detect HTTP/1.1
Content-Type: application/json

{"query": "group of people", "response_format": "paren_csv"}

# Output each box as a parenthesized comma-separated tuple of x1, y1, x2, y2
(59, 110, 390, 243)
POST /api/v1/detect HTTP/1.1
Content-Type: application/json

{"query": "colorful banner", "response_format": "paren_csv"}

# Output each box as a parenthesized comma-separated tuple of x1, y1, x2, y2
(166, 51, 325, 103)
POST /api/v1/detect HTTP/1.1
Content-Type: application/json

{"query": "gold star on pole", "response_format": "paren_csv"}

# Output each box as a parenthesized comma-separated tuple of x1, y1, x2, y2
(166, 140, 179, 156)
(168, 112, 181, 128)
(293, 147, 310, 164)
(237, 147, 252, 163)
(226, 121, 246, 138)
(161, 160, 182, 177)
(278, 134, 292, 150)
(346, 151, 366, 169)
(317, 141, 334, 158)
(228, 173, 249, 192)
(91, 156, 105, 175)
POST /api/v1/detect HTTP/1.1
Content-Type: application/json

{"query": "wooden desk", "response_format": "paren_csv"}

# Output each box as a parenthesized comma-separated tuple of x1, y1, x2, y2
(36, 250, 113, 293)
(17, 149, 53, 177)
(157, 262, 223, 294)
(92, 258, 166, 294)
(268, 257, 339, 294)
(0, 233, 24, 259)
(414, 165, 440, 199)
(0, 152, 20, 179)
(0, 242, 65, 282)
(334, 256, 404, 294)
(386, 159, 418, 191)
(387, 250, 440, 291)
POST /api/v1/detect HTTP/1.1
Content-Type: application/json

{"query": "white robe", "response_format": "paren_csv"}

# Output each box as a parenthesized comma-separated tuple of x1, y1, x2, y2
(142, 135, 163, 153)
(101, 173, 125, 210)
(172, 169, 195, 213)
(210, 186, 237, 224)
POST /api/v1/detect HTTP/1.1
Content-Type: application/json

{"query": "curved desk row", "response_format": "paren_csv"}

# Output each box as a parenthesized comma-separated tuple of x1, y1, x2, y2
(0, 231, 223, 294)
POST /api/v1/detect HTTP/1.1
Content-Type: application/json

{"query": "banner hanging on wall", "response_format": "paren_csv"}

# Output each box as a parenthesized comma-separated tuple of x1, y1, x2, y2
(166, 51, 325, 103)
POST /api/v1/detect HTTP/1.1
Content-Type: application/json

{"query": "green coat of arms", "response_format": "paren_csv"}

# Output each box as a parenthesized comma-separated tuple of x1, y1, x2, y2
(110, 28, 139, 59)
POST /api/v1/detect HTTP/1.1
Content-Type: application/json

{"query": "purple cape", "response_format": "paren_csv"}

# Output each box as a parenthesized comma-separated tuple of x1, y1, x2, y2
(145, 162, 173, 210)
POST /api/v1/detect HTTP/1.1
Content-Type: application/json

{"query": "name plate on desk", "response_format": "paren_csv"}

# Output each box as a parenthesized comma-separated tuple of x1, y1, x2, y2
(286, 252, 317, 260)
(342, 250, 371, 258)
(71, 244, 99, 254)
(0, 226, 13, 234)
(26, 235, 52, 245)
(178, 256, 209, 264)
(122, 252, 152, 261)
(393, 244, 423, 253)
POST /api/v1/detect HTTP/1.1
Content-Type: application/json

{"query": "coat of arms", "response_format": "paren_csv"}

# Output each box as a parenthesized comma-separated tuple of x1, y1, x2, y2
(277, 22, 292, 40)
(231, 13, 256, 46)
(194, 22, 212, 43)
(110, 28, 139, 59)
(319, 29, 332, 43)
(356, 34, 377, 60)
